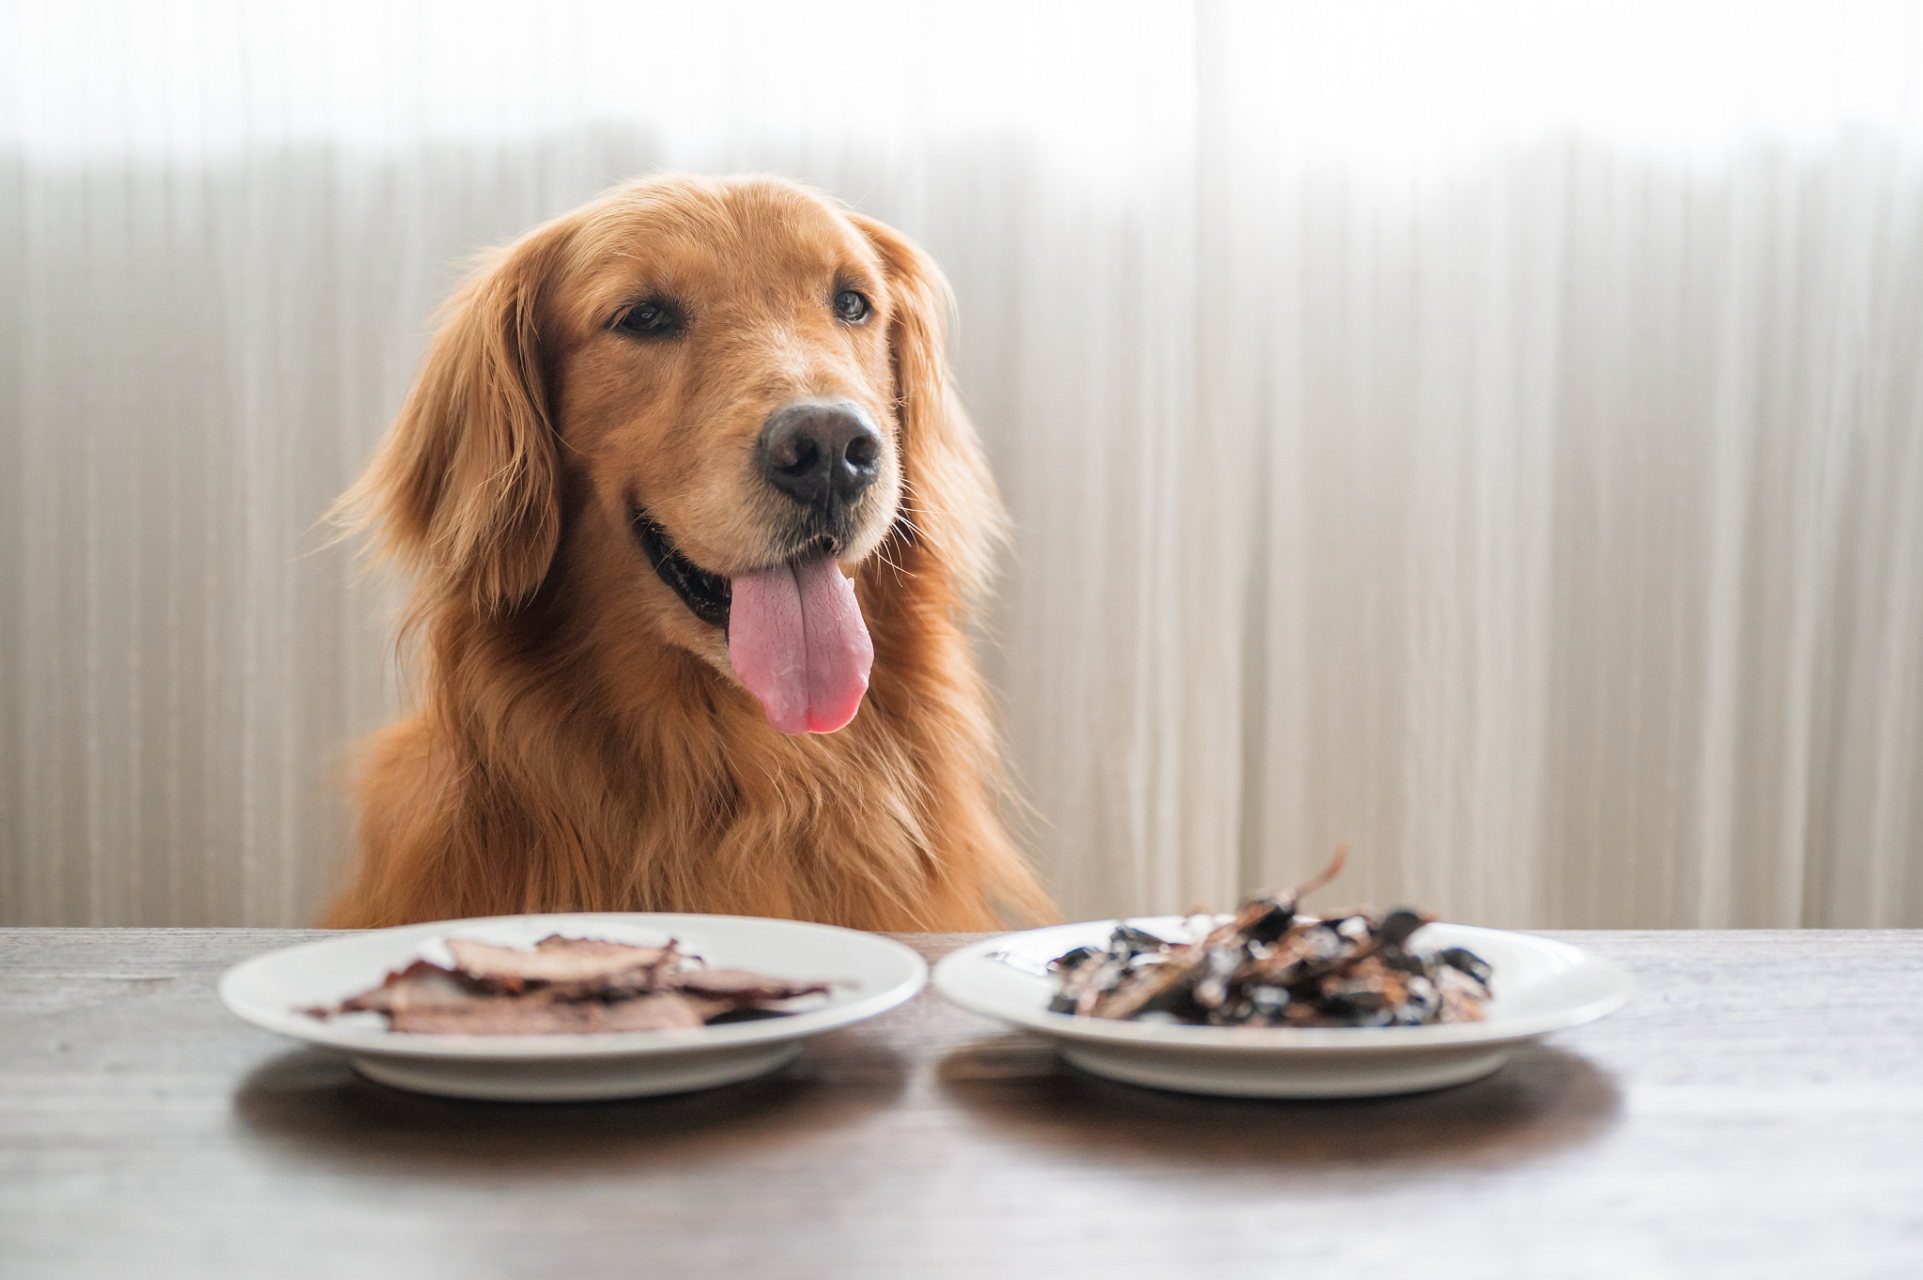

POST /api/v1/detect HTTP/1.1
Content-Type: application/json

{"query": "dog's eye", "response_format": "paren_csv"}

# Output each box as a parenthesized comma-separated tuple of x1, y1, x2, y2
(833, 290, 871, 324)
(614, 301, 682, 338)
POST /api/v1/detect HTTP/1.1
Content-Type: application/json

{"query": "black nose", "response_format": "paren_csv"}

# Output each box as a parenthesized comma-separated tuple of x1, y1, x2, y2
(758, 400, 883, 510)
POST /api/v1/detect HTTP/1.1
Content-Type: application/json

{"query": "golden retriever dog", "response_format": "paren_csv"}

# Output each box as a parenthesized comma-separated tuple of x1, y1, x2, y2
(323, 174, 1053, 932)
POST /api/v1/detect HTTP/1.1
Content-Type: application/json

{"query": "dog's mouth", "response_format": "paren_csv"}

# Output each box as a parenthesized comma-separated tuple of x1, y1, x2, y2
(632, 510, 733, 630)
(629, 505, 873, 736)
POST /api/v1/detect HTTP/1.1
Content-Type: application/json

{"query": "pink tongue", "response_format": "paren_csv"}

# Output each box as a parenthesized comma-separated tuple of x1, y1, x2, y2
(727, 551, 874, 735)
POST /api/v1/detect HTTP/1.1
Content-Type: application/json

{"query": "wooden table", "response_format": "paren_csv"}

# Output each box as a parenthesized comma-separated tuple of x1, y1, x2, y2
(1, 928, 1919, 1278)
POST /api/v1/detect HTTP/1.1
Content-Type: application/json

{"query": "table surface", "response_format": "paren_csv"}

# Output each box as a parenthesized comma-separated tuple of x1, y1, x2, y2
(2, 927, 1920, 1279)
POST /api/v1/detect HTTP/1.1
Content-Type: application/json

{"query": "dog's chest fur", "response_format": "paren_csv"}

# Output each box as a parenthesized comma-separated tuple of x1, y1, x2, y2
(334, 559, 1013, 932)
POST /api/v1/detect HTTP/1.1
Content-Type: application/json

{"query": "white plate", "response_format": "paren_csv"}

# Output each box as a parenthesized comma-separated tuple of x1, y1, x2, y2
(934, 919, 1631, 1098)
(220, 913, 927, 1101)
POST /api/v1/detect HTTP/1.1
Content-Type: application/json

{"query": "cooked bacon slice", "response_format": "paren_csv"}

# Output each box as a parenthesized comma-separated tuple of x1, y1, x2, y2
(335, 959, 488, 1019)
(669, 968, 834, 1006)
(307, 936, 836, 1035)
(390, 991, 724, 1035)
(445, 936, 673, 997)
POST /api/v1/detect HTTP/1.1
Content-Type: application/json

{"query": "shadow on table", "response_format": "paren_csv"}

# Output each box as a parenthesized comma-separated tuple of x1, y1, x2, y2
(229, 1025, 908, 1173)
(937, 1035, 1623, 1169)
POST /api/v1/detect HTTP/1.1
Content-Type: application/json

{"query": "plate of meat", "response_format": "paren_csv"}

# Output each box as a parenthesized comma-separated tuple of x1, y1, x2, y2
(933, 854, 1631, 1098)
(220, 913, 927, 1101)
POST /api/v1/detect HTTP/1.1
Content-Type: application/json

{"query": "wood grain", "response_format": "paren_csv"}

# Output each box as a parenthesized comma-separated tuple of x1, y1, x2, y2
(1, 928, 1919, 1279)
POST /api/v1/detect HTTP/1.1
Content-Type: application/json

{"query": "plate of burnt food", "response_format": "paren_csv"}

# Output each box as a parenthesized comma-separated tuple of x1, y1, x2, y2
(220, 913, 927, 1101)
(933, 851, 1631, 1098)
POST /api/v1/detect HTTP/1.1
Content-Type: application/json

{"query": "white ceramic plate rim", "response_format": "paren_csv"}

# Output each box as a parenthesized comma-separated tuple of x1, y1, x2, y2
(220, 912, 928, 1060)
(934, 920, 1631, 1052)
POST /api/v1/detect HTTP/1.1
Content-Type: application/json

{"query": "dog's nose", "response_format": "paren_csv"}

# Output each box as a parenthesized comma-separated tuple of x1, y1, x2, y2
(758, 400, 883, 510)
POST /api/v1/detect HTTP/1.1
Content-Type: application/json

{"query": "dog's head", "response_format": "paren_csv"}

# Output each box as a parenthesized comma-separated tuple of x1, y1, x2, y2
(345, 175, 999, 735)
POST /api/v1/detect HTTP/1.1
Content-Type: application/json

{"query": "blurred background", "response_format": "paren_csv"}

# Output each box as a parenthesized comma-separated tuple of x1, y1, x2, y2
(3, 0, 1920, 930)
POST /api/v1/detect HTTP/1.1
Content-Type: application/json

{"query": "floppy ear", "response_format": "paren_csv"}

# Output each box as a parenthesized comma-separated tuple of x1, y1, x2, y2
(850, 214, 1007, 604)
(336, 229, 565, 615)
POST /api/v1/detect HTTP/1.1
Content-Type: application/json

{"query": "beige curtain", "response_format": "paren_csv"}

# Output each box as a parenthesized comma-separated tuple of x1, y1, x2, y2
(4, 1, 1920, 927)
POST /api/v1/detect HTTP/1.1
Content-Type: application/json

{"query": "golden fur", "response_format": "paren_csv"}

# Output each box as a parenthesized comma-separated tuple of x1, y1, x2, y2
(323, 174, 1053, 932)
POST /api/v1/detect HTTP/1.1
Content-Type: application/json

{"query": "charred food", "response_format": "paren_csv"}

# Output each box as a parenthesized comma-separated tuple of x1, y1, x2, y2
(1049, 850, 1492, 1027)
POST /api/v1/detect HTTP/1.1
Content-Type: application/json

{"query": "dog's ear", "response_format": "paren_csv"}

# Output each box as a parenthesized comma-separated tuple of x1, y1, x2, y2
(337, 228, 566, 615)
(851, 214, 1006, 603)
